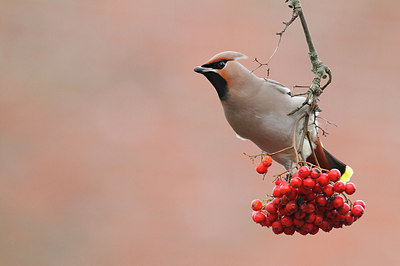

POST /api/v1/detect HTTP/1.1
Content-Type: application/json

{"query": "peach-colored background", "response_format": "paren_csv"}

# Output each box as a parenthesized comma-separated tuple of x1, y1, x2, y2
(1, 0, 399, 265)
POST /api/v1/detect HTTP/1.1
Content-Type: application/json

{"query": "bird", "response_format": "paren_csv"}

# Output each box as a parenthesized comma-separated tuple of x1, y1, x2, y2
(194, 51, 352, 181)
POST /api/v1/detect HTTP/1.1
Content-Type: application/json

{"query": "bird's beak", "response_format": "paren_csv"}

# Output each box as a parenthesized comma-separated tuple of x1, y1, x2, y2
(194, 66, 213, 74)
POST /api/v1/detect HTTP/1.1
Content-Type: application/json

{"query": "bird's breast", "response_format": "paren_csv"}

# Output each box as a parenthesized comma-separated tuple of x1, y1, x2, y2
(223, 106, 294, 153)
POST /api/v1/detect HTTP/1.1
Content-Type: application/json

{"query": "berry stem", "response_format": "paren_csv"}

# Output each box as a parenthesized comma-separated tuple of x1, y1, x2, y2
(341, 192, 353, 207)
(306, 131, 320, 167)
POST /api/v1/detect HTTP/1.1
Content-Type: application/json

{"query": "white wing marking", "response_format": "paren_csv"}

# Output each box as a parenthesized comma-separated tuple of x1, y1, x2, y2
(236, 133, 247, 141)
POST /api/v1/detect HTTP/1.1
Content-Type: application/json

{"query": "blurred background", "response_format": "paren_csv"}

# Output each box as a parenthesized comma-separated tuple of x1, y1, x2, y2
(0, 0, 399, 265)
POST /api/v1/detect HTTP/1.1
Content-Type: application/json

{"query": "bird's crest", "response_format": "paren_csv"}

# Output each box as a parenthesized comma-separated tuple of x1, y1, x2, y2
(203, 51, 248, 65)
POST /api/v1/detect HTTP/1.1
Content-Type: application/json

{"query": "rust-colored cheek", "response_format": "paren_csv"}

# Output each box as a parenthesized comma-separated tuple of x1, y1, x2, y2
(218, 70, 230, 86)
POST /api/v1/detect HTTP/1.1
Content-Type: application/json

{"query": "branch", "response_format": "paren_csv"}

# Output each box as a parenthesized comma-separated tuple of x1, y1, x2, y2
(282, 0, 334, 165)
(288, 0, 332, 116)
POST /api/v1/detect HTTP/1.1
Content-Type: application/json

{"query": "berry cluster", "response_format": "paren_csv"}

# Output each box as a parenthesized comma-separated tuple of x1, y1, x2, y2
(251, 158, 365, 235)
(256, 156, 273, 174)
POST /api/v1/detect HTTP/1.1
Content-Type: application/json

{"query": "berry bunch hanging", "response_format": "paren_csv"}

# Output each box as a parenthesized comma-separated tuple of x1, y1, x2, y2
(251, 157, 365, 235)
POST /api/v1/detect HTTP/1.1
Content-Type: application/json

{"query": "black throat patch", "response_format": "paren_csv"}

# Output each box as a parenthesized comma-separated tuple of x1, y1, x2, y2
(203, 72, 228, 101)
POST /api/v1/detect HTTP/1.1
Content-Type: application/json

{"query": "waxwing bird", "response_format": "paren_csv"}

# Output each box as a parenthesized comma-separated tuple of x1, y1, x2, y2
(194, 51, 352, 181)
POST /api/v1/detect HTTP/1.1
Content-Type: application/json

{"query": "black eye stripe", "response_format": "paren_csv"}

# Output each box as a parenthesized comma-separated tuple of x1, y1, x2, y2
(201, 60, 228, 70)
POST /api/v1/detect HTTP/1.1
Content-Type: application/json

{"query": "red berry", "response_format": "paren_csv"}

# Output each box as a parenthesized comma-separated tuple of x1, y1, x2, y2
(279, 182, 291, 195)
(272, 197, 281, 208)
(313, 183, 323, 193)
(293, 218, 305, 227)
(317, 173, 329, 187)
(298, 166, 311, 178)
(260, 218, 272, 227)
(332, 195, 345, 209)
(300, 203, 308, 213)
(322, 184, 334, 197)
(328, 169, 341, 182)
(279, 207, 288, 216)
(306, 203, 316, 214)
(310, 168, 321, 179)
(305, 192, 317, 202)
(287, 188, 298, 200)
(325, 201, 334, 210)
(280, 195, 290, 205)
(345, 182, 356, 195)
(297, 228, 309, 235)
(256, 162, 268, 174)
(303, 178, 315, 189)
(294, 211, 306, 220)
(344, 213, 354, 226)
(332, 221, 343, 229)
(292, 172, 300, 179)
(326, 210, 337, 219)
(281, 216, 294, 227)
(316, 196, 327, 207)
(252, 211, 266, 223)
(314, 214, 323, 225)
(335, 213, 346, 222)
(265, 202, 277, 213)
(305, 213, 316, 223)
(338, 203, 350, 215)
(273, 186, 282, 197)
(251, 199, 263, 211)
(272, 220, 284, 234)
(298, 185, 312, 195)
(266, 212, 278, 223)
(275, 179, 282, 186)
(319, 221, 333, 232)
(285, 200, 298, 214)
(351, 205, 364, 218)
(303, 222, 314, 232)
(353, 200, 366, 209)
(262, 156, 273, 167)
(310, 225, 319, 235)
(283, 226, 296, 235)
(333, 181, 346, 193)
(290, 176, 302, 189)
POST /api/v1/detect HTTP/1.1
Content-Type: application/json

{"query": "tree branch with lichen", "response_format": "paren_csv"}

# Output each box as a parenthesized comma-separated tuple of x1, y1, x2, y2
(284, 0, 333, 164)
(287, 0, 332, 116)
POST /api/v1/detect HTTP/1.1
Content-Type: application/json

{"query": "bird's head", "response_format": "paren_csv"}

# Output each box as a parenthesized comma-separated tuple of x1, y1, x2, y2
(194, 51, 249, 101)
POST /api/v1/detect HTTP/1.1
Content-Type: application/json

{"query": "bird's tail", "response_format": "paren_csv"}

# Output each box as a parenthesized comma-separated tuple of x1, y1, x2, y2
(306, 138, 353, 183)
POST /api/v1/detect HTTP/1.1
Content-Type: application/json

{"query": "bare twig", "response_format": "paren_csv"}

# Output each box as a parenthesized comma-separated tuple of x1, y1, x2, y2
(293, 85, 309, 89)
(317, 116, 338, 128)
(243, 145, 295, 163)
(315, 116, 338, 136)
(251, 6, 299, 78)
(292, 92, 308, 97)
(277, 10, 299, 36)
(316, 125, 329, 137)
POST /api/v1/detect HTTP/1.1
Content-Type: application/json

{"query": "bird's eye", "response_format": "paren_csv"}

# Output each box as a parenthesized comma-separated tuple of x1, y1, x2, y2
(201, 60, 228, 70)
(218, 61, 226, 68)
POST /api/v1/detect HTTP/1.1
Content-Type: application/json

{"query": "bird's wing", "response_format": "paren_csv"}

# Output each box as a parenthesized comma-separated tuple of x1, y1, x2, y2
(264, 79, 291, 95)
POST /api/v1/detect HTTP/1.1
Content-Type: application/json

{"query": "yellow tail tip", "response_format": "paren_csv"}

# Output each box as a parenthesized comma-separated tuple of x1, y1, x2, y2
(339, 165, 353, 183)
